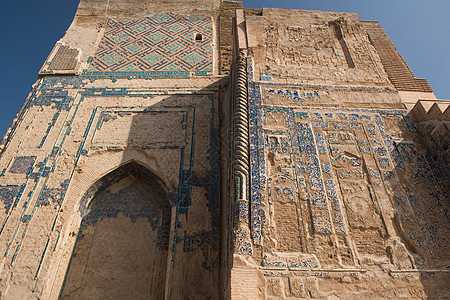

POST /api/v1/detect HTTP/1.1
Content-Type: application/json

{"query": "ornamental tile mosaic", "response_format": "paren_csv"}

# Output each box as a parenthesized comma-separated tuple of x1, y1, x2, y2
(9, 156, 36, 174)
(247, 79, 448, 259)
(0, 185, 25, 213)
(85, 13, 213, 75)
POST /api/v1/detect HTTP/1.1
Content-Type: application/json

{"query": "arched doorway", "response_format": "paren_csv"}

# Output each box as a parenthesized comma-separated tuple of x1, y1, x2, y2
(60, 162, 171, 299)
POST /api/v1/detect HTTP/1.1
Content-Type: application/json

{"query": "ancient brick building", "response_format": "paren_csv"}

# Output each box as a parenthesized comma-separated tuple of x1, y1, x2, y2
(0, 0, 448, 299)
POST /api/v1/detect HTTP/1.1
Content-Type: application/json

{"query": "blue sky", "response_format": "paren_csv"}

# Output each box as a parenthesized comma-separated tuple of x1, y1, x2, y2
(0, 0, 448, 138)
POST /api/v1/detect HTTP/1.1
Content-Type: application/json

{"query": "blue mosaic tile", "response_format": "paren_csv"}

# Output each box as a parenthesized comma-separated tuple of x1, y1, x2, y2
(21, 215, 32, 223)
(37, 179, 70, 207)
(266, 88, 327, 103)
(82, 183, 161, 227)
(0, 184, 25, 213)
(266, 135, 290, 155)
(295, 112, 309, 119)
(246, 60, 448, 260)
(287, 258, 319, 269)
(172, 103, 220, 253)
(234, 201, 249, 223)
(40, 76, 86, 89)
(322, 163, 332, 175)
(27, 88, 77, 148)
(78, 162, 171, 250)
(9, 156, 36, 174)
(87, 13, 213, 75)
(384, 171, 394, 180)
(30, 89, 73, 111)
(50, 147, 60, 158)
(378, 157, 391, 168)
(183, 231, 219, 270)
(367, 123, 379, 136)
(235, 227, 253, 255)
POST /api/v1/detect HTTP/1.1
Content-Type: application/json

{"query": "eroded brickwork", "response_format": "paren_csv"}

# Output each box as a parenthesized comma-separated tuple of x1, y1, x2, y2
(0, 1, 448, 300)
(0, 0, 225, 299)
(219, 1, 243, 75)
(230, 8, 449, 300)
(363, 21, 433, 93)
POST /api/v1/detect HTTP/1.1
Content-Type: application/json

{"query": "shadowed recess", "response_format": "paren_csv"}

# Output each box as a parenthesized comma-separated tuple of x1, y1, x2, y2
(60, 162, 171, 300)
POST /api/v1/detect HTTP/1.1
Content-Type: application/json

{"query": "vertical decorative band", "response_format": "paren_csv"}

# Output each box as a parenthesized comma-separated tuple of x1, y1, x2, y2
(233, 52, 253, 255)
(234, 52, 250, 214)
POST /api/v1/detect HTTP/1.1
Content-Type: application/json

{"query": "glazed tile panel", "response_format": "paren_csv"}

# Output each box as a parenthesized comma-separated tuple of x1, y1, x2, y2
(86, 13, 213, 74)
(247, 79, 449, 261)
(9, 157, 36, 174)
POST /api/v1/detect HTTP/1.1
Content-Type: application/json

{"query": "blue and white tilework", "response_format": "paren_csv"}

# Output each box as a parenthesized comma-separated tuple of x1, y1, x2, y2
(9, 156, 36, 174)
(246, 68, 448, 260)
(0, 185, 25, 213)
(85, 13, 213, 77)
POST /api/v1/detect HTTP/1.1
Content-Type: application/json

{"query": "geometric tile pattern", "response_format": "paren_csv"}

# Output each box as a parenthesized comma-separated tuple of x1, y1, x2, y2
(86, 13, 213, 74)
(9, 156, 36, 174)
(36, 179, 70, 207)
(77, 162, 171, 250)
(248, 79, 449, 258)
(1, 76, 220, 278)
(39, 43, 79, 75)
(48, 45, 78, 71)
(0, 185, 25, 213)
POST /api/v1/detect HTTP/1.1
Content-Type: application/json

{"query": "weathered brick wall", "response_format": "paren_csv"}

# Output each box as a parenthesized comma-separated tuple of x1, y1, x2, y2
(230, 268, 261, 299)
(219, 1, 243, 75)
(244, 8, 391, 87)
(76, 0, 221, 17)
(0, 1, 448, 299)
(0, 1, 227, 299)
(362, 21, 433, 93)
(231, 8, 449, 299)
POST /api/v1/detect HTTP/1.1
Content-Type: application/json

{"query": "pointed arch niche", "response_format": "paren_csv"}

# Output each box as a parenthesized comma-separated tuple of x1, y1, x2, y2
(59, 162, 171, 299)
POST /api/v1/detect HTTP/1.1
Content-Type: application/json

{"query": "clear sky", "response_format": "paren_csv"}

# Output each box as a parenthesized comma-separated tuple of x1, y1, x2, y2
(0, 0, 448, 138)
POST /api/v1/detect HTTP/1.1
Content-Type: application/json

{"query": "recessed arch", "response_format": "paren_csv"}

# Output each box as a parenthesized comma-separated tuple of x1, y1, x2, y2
(59, 161, 171, 299)
(77, 161, 172, 214)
